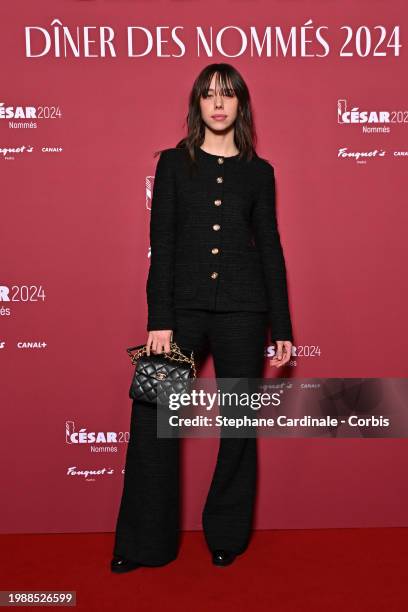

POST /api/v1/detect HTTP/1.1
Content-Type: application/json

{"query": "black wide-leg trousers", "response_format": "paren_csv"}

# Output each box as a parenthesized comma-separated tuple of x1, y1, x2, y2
(112, 308, 268, 565)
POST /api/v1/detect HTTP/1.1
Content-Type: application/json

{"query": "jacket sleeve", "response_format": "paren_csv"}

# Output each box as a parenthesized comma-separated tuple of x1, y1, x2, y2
(146, 150, 177, 331)
(251, 162, 294, 343)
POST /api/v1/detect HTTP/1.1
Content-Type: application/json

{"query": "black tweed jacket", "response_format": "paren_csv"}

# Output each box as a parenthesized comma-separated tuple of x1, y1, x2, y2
(146, 144, 294, 342)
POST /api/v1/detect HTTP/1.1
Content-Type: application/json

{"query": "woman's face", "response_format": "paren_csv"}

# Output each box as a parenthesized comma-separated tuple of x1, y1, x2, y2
(199, 73, 239, 131)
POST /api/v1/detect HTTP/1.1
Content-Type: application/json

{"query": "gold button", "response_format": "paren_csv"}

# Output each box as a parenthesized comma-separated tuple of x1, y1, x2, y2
(212, 224, 220, 231)
(211, 247, 219, 254)
(217, 157, 224, 164)
(214, 199, 222, 206)
(211, 272, 219, 279)
(216, 176, 223, 183)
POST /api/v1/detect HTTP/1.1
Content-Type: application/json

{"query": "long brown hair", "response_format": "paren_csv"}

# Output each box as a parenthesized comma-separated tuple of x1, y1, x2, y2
(155, 63, 258, 164)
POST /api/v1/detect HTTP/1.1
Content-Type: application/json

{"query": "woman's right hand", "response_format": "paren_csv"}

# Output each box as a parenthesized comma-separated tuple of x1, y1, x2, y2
(146, 330, 173, 356)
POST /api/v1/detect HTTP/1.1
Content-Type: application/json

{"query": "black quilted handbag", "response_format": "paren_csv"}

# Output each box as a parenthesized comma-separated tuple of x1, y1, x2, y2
(126, 341, 197, 408)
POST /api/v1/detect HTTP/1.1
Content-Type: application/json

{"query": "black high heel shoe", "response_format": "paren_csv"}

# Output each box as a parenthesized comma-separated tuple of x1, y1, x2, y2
(110, 556, 142, 573)
(211, 549, 237, 566)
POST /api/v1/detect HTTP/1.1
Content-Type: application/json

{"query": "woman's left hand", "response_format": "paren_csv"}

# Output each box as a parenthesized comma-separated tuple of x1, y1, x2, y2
(270, 340, 292, 368)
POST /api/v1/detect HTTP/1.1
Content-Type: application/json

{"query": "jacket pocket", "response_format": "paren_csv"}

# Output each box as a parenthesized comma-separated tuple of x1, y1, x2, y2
(173, 263, 200, 300)
(222, 257, 268, 304)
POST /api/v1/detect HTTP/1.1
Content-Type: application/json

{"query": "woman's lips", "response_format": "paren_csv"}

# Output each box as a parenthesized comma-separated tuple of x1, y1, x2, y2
(211, 115, 227, 121)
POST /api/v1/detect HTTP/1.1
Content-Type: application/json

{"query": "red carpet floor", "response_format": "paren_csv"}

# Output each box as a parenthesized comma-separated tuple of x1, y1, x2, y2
(1, 528, 407, 611)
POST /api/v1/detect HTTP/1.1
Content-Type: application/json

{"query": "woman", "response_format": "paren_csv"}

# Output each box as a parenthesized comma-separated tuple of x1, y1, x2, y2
(111, 63, 294, 572)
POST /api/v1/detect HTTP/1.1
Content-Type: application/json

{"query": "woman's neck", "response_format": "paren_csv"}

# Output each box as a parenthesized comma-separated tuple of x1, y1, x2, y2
(200, 132, 239, 157)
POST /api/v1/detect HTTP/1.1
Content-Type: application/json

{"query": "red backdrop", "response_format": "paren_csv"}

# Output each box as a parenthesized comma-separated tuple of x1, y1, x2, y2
(1, 0, 407, 533)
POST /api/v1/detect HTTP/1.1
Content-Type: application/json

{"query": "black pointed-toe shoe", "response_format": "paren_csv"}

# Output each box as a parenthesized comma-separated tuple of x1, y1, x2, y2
(211, 549, 237, 566)
(110, 556, 142, 573)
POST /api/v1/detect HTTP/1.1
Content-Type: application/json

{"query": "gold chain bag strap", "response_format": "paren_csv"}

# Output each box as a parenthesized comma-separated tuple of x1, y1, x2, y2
(126, 341, 197, 408)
